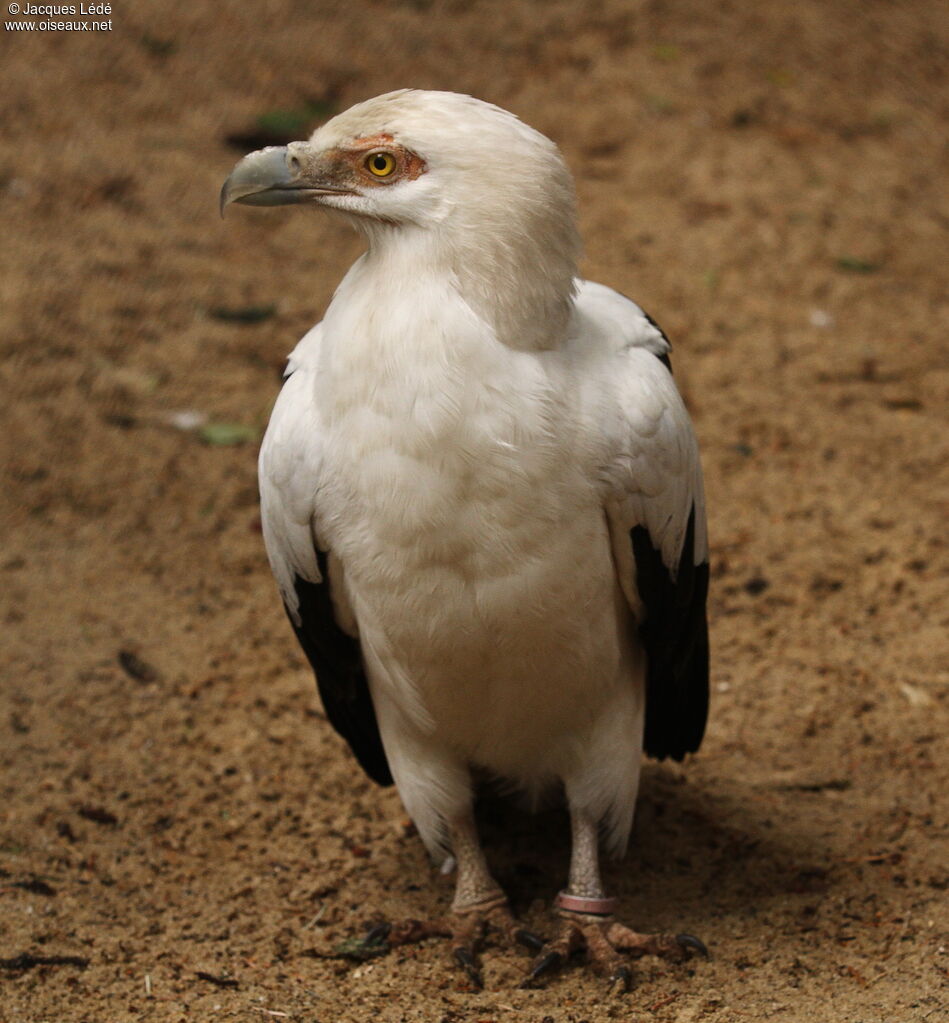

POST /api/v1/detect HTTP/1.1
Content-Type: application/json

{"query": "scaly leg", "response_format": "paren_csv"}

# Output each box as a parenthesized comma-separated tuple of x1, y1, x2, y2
(357, 809, 542, 987)
(524, 810, 707, 991)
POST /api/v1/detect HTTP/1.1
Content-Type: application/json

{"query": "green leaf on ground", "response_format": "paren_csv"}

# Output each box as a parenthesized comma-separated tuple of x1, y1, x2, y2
(198, 422, 260, 446)
(332, 935, 390, 961)
(836, 256, 882, 274)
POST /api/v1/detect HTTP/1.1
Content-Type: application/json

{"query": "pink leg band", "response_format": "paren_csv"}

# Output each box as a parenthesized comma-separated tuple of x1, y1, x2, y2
(555, 891, 618, 916)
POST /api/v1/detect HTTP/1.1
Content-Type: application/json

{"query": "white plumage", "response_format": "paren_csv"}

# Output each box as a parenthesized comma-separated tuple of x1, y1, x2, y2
(223, 89, 709, 987)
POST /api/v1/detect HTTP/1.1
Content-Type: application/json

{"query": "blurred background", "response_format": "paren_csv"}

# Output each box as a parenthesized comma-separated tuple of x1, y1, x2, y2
(1, 1, 946, 1020)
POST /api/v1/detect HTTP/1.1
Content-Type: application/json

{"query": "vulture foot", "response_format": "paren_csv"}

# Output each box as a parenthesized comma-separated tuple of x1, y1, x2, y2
(357, 895, 544, 989)
(521, 909, 707, 992)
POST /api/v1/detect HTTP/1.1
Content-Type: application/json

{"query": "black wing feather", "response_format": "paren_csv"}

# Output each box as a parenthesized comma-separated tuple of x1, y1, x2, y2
(631, 505, 709, 761)
(617, 297, 673, 372)
(285, 551, 393, 786)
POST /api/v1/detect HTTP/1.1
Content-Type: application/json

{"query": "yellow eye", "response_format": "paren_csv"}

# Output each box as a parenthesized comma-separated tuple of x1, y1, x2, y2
(366, 152, 396, 177)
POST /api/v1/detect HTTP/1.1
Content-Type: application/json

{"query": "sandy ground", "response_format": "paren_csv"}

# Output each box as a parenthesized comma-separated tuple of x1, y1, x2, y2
(1, 1, 947, 1020)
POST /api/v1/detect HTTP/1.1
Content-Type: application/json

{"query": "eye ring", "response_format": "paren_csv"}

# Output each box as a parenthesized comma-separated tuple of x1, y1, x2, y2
(365, 151, 397, 178)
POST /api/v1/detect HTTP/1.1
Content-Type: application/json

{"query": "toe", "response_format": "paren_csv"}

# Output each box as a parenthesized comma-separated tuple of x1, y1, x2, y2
(520, 948, 564, 988)
(480, 901, 546, 956)
(581, 918, 629, 979)
(520, 919, 581, 988)
(513, 928, 546, 952)
(607, 964, 633, 994)
(605, 923, 682, 959)
(452, 944, 484, 989)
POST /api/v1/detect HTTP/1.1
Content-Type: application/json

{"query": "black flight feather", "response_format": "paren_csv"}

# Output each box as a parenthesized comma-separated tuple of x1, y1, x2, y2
(641, 309, 673, 372)
(631, 505, 710, 761)
(285, 551, 393, 786)
(615, 295, 674, 373)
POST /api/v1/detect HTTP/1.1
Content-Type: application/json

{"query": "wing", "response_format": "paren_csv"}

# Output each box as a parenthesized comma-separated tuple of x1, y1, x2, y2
(258, 325, 393, 786)
(580, 282, 710, 761)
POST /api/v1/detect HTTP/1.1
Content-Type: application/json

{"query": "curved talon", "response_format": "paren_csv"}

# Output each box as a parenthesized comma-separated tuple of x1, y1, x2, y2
(514, 928, 546, 952)
(608, 965, 633, 993)
(675, 933, 709, 958)
(521, 949, 563, 988)
(453, 946, 483, 988)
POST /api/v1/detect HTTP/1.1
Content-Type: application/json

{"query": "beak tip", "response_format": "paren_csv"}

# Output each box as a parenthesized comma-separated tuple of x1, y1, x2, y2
(219, 146, 296, 217)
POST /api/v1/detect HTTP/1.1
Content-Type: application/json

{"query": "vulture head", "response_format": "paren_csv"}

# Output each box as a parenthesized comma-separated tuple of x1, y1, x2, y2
(221, 89, 581, 347)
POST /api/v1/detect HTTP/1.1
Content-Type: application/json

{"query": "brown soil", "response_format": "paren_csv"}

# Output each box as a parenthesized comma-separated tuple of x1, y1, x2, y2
(1, 1, 947, 1021)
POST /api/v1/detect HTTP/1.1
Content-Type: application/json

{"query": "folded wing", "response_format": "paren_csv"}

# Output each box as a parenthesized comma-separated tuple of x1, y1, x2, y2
(258, 326, 393, 785)
(582, 283, 710, 761)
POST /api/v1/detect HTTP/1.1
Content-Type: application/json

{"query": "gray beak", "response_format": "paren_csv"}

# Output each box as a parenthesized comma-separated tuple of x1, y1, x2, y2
(219, 145, 352, 216)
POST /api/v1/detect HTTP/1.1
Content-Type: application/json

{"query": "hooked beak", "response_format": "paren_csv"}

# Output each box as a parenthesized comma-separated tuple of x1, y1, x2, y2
(219, 145, 355, 216)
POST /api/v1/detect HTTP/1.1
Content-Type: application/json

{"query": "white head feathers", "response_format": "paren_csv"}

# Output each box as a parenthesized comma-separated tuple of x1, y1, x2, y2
(223, 90, 581, 349)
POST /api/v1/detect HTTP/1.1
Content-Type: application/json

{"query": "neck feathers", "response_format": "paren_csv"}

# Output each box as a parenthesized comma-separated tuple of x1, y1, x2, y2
(443, 195, 580, 351)
(360, 149, 580, 351)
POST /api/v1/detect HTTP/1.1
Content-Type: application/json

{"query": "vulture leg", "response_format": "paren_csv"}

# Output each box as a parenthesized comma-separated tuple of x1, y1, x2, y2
(523, 810, 707, 991)
(359, 810, 543, 988)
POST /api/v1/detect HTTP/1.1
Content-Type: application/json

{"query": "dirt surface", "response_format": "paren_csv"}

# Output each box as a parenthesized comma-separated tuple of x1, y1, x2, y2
(2, 1, 947, 1021)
